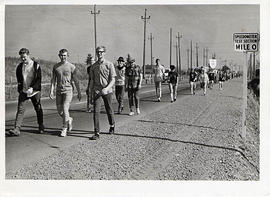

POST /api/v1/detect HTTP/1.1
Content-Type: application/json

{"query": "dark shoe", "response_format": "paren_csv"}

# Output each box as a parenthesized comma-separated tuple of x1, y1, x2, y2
(171, 100, 174, 103)
(109, 126, 115, 134)
(9, 128, 20, 136)
(174, 98, 176, 102)
(90, 133, 100, 140)
(39, 124, 45, 134)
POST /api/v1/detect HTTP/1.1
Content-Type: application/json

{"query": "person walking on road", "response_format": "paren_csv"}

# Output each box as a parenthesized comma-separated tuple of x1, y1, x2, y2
(88, 46, 116, 140)
(115, 56, 126, 114)
(218, 70, 226, 90)
(125, 58, 143, 116)
(208, 71, 215, 89)
(153, 58, 165, 102)
(168, 65, 179, 103)
(189, 68, 197, 95)
(199, 68, 209, 96)
(49, 49, 81, 137)
(9, 48, 45, 136)
(86, 54, 95, 112)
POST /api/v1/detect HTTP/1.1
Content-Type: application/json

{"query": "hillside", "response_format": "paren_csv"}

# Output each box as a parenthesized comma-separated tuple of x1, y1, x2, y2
(5, 57, 88, 85)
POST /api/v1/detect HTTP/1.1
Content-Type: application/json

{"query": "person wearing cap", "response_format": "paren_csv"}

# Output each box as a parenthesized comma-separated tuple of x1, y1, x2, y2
(168, 65, 179, 102)
(153, 58, 165, 102)
(199, 67, 209, 96)
(115, 56, 126, 114)
(9, 48, 45, 136)
(88, 46, 116, 140)
(125, 57, 142, 116)
(86, 54, 95, 112)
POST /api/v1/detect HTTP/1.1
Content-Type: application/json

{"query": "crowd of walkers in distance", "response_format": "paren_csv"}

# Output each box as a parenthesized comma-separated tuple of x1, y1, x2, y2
(8, 47, 240, 140)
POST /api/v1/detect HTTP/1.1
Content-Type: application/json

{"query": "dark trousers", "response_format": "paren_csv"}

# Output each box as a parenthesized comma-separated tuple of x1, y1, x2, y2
(115, 85, 125, 108)
(93, 93, 115, 133)
(14, 92, 43, 129)
(127, 88, 139, 110)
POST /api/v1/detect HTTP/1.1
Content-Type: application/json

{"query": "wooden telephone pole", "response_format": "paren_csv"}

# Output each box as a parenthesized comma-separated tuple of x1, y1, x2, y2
(141, 9, 150, 79)
(90, 5, 100, 60)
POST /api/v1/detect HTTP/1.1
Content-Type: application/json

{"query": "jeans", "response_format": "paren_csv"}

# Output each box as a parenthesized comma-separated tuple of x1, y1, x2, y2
(127, 88, 139, 110)
(56, 90, 73, 128)
(115, 85, 125, 108)
(155, 81, 162, 99)
(169, 83, 178, 101)
(14, 92, 43, 129)
(93, 93, 115, 133)
(190, 81, 196, 94)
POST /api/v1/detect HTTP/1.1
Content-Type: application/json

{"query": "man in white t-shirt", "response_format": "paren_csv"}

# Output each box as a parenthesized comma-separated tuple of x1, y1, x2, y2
(153, 59, 165, 102)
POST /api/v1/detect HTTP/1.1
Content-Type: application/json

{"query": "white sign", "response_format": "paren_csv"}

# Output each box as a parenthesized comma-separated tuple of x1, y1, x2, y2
(209, 59, 217, 69)
(233, 33, 259, 52)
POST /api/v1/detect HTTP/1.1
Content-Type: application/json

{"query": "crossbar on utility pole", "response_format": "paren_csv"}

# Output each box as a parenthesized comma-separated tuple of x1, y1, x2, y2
(141, 9, 150, 79)
(176, 33, 182, 79)
(148, 33, 154, 66)
(91, 4, 100, 60)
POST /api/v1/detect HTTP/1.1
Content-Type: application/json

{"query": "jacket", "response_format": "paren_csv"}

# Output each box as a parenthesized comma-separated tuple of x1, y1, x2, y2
(16, 61, 41, 93)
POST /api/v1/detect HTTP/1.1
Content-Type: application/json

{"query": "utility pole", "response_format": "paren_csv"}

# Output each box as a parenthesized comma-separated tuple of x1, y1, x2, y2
(206, 47, 209, 66)
(141, 9, 150, 79)
(169, 28, 172, 66)
(190, 40, 193, 69)
(253, 52, 256, 79)
(91, 4, 100, 60)
(196, 43, 199, 67)
(176, 33, 182, 79)
(148, 33, 154, 66)
(174, 42, 178, 72)
(187, 49, 190, 71)
(203, 48, 205, 67)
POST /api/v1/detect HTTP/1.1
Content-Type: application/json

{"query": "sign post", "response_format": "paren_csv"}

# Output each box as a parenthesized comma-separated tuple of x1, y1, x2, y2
(233, 33, 259, 148)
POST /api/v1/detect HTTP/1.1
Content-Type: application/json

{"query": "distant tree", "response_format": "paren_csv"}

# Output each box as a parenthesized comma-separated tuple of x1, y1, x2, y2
(85, 54, 94, 65)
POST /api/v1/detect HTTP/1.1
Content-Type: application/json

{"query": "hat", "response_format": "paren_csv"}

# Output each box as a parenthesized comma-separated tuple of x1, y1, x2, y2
(170, 65, 176, 69)
(117, 57, 125, 62)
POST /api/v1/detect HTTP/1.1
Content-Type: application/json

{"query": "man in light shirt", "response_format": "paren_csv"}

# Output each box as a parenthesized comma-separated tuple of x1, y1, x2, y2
(88, 46, 116, 140)
(153, 58, 165, 102)
(49, 49, 81, 137)
(9, 48, 44, 136)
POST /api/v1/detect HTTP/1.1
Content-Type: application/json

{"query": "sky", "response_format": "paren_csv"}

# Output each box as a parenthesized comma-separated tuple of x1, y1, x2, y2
(5, 4, 259, 70)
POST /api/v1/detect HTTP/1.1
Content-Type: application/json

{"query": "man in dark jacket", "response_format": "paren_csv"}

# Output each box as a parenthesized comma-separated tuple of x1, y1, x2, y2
(9, 48, 44, 136)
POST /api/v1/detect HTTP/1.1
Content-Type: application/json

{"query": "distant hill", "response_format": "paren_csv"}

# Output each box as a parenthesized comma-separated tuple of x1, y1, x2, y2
(5, 57, 88, 85)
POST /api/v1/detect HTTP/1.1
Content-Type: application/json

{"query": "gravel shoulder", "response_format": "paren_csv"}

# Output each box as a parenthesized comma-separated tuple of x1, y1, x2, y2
(6, 77, 259, 180)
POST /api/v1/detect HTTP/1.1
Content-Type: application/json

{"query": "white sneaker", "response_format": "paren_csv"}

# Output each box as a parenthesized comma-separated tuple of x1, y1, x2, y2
(68, 117, 73, 131)
(136, 108, 140, 115)
(129, 111, 135, 116)
(60, 128, 67, 137)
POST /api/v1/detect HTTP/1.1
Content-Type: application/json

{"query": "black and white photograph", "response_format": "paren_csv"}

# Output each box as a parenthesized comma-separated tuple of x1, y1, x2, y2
(0, 0, 269, 197)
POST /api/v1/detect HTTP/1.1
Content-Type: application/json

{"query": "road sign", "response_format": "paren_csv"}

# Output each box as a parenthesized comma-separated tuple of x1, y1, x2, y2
(233, 33, 259, 52)
(209, 59, 217, 69)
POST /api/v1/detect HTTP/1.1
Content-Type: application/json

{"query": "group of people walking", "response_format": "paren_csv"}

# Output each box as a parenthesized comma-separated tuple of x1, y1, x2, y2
(189, 67, 227, 96)
(8, 46, 182, 140)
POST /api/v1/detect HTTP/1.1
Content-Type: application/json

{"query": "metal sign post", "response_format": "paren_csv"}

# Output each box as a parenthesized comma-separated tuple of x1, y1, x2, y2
(233, 33, 259, 148)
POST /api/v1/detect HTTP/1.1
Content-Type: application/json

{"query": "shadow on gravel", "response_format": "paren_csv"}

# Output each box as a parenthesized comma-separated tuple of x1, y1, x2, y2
(218, 95, 243, 100)
(137, 119, 233, 132)
(113, 132, 259, 174)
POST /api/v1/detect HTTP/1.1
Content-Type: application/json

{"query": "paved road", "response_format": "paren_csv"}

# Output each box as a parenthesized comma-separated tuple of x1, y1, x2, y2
(5, 81, 190, 174)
